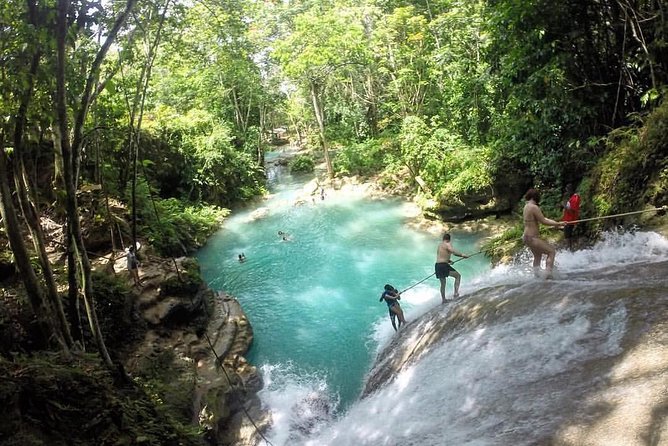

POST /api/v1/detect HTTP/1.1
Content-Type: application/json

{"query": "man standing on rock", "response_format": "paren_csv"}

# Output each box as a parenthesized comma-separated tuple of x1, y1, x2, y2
(435, 233, 468, 301)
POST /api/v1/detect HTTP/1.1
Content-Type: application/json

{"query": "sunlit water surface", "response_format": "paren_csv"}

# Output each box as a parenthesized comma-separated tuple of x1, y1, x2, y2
(196, 152, 488, 418)
(198, 152, 668, 445)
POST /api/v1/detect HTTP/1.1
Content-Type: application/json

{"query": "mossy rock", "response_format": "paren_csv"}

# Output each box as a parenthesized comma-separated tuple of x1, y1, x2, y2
(160, 258, 203, 297)
(579, 98, 668, 235)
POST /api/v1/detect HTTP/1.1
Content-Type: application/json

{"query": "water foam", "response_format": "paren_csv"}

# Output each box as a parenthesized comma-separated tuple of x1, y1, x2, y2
(256, 231, 668, 445)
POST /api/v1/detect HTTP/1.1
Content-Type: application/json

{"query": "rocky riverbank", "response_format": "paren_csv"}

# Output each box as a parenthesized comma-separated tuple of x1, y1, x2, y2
(101, 250, 271, 445)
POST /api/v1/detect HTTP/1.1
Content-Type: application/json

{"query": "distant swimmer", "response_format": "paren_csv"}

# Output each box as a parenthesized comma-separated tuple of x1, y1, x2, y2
(523, 188, 564, 278)
(278, 230, 291, 241)
(238, 253, 246, 263)
(435, 233, 468, 301)
(379, 284, 406, 331)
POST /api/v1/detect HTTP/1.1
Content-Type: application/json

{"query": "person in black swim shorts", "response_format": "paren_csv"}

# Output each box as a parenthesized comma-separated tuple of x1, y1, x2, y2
(435, 233, 468, 302)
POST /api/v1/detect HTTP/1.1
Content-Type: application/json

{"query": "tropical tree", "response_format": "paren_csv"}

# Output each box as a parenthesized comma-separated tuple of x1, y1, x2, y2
(273, 4, 368, 178)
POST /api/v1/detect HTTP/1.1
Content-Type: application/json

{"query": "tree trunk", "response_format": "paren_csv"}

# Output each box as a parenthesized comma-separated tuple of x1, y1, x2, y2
(310, 81, 333, 179)
(56, 0, 138, 369)
(0, 144, 67, 351)
(14, 146, 75, 348)
(258, 103, 266, 166)
(123, 0, 170, 249)
(12, 50, 74, 348)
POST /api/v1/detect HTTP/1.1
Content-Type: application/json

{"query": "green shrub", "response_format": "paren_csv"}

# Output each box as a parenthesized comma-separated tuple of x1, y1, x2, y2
(290, 154, 315, 173)
(333, 139, 390, 176)
(581, 99, 668, 233)
(138, 195, 229, 257)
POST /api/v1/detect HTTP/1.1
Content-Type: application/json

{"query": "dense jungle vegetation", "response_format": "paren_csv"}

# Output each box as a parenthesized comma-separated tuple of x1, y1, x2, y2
(1, 0, 667, 444)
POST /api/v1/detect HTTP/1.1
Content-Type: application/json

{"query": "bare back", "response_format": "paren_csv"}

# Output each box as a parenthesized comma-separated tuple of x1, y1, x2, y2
(523, 201, 547, 237)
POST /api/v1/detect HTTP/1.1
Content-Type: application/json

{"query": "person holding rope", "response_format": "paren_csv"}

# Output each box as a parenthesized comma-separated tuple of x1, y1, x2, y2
(436, 233, 469, 302)
(380, 284, 406, 331)
(523, 188, 565, 278)
(561, 183, 581, 251)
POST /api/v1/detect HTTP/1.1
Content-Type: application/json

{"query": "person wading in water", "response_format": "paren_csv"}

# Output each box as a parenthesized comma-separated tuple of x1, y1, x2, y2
(522, 188, 564, 278)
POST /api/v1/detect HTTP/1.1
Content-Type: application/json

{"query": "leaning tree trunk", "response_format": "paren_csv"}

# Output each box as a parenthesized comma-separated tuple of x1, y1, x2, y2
(310, 81, 333, 179)
(123, 0, 170, 249)
(55, 0, 138, 369)
(12, 50, 74, 347)
(0, 142, 68, 351)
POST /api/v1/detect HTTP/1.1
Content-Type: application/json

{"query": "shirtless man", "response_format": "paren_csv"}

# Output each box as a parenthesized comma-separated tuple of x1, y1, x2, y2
(522, 188, 564, 277)
(435, 233, 468, 302)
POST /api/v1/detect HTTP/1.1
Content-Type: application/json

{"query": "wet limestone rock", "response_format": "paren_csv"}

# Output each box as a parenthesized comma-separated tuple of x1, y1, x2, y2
(112, 254, 268, 445)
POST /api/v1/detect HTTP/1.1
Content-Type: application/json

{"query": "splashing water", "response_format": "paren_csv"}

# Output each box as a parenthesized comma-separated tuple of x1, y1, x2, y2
(300, 231, 668, 446)
(197, 153, 668, 445)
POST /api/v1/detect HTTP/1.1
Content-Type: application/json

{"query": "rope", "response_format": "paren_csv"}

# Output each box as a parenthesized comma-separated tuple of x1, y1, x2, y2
(566, 205, 667, 225)
(398, 273, 435, 294)
(398, 251, 483, 294)
(135, 166, 273, 445)
(197, 301, 274, 446)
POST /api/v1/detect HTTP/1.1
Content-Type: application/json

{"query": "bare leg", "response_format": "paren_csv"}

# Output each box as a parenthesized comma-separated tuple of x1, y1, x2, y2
(392, 305, 406, 325)
(532, 251, 542, 268)
(529, 238, 556, 277)
(545, 249, 556, 274)
(130, 269, 142, 287)
(439, 278, 447, 303)
(451, 271, 462, 298)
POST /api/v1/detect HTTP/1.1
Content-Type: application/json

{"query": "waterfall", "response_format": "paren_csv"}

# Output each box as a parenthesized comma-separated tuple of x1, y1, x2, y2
(264, 231, 668, 445)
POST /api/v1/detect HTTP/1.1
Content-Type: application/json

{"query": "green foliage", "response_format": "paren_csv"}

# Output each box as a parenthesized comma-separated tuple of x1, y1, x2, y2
(333, 138, 393, 177)
(581, 99, 668, 233)
(372, 6, 434, 119)
(481, 222, 524, 263)
(160, 258, 203, 297)
(395, 116, 494, 204)
(147, 107, 266, 205)
(0, 353, 206, 446)
(136, 193, 229, 257)
(397, 116, 433, 178)
(290, 154, 315, 173)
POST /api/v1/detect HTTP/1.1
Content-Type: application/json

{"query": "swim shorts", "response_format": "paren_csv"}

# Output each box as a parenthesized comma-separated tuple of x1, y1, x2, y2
(435, 262, 456, 279)
(563, 224, 575, 239)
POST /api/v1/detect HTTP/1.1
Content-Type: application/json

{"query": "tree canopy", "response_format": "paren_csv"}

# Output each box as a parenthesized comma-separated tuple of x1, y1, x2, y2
(0, 0, 666, 370)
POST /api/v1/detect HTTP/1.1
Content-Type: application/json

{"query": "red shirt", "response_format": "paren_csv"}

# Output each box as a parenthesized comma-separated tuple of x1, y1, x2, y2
(562, 193, 581, 222)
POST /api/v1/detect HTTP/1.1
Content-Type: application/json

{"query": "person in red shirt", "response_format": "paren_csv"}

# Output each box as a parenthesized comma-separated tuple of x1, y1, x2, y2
(561, 183, 581, 250)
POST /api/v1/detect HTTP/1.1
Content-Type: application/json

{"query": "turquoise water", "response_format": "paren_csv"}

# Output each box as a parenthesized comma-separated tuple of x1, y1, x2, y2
(196, 158, 489, 409)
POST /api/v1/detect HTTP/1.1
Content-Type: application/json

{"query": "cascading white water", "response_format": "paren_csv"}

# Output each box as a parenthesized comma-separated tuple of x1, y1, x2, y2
(263, 231, 668, 446)
(198, 149, 667, 445)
